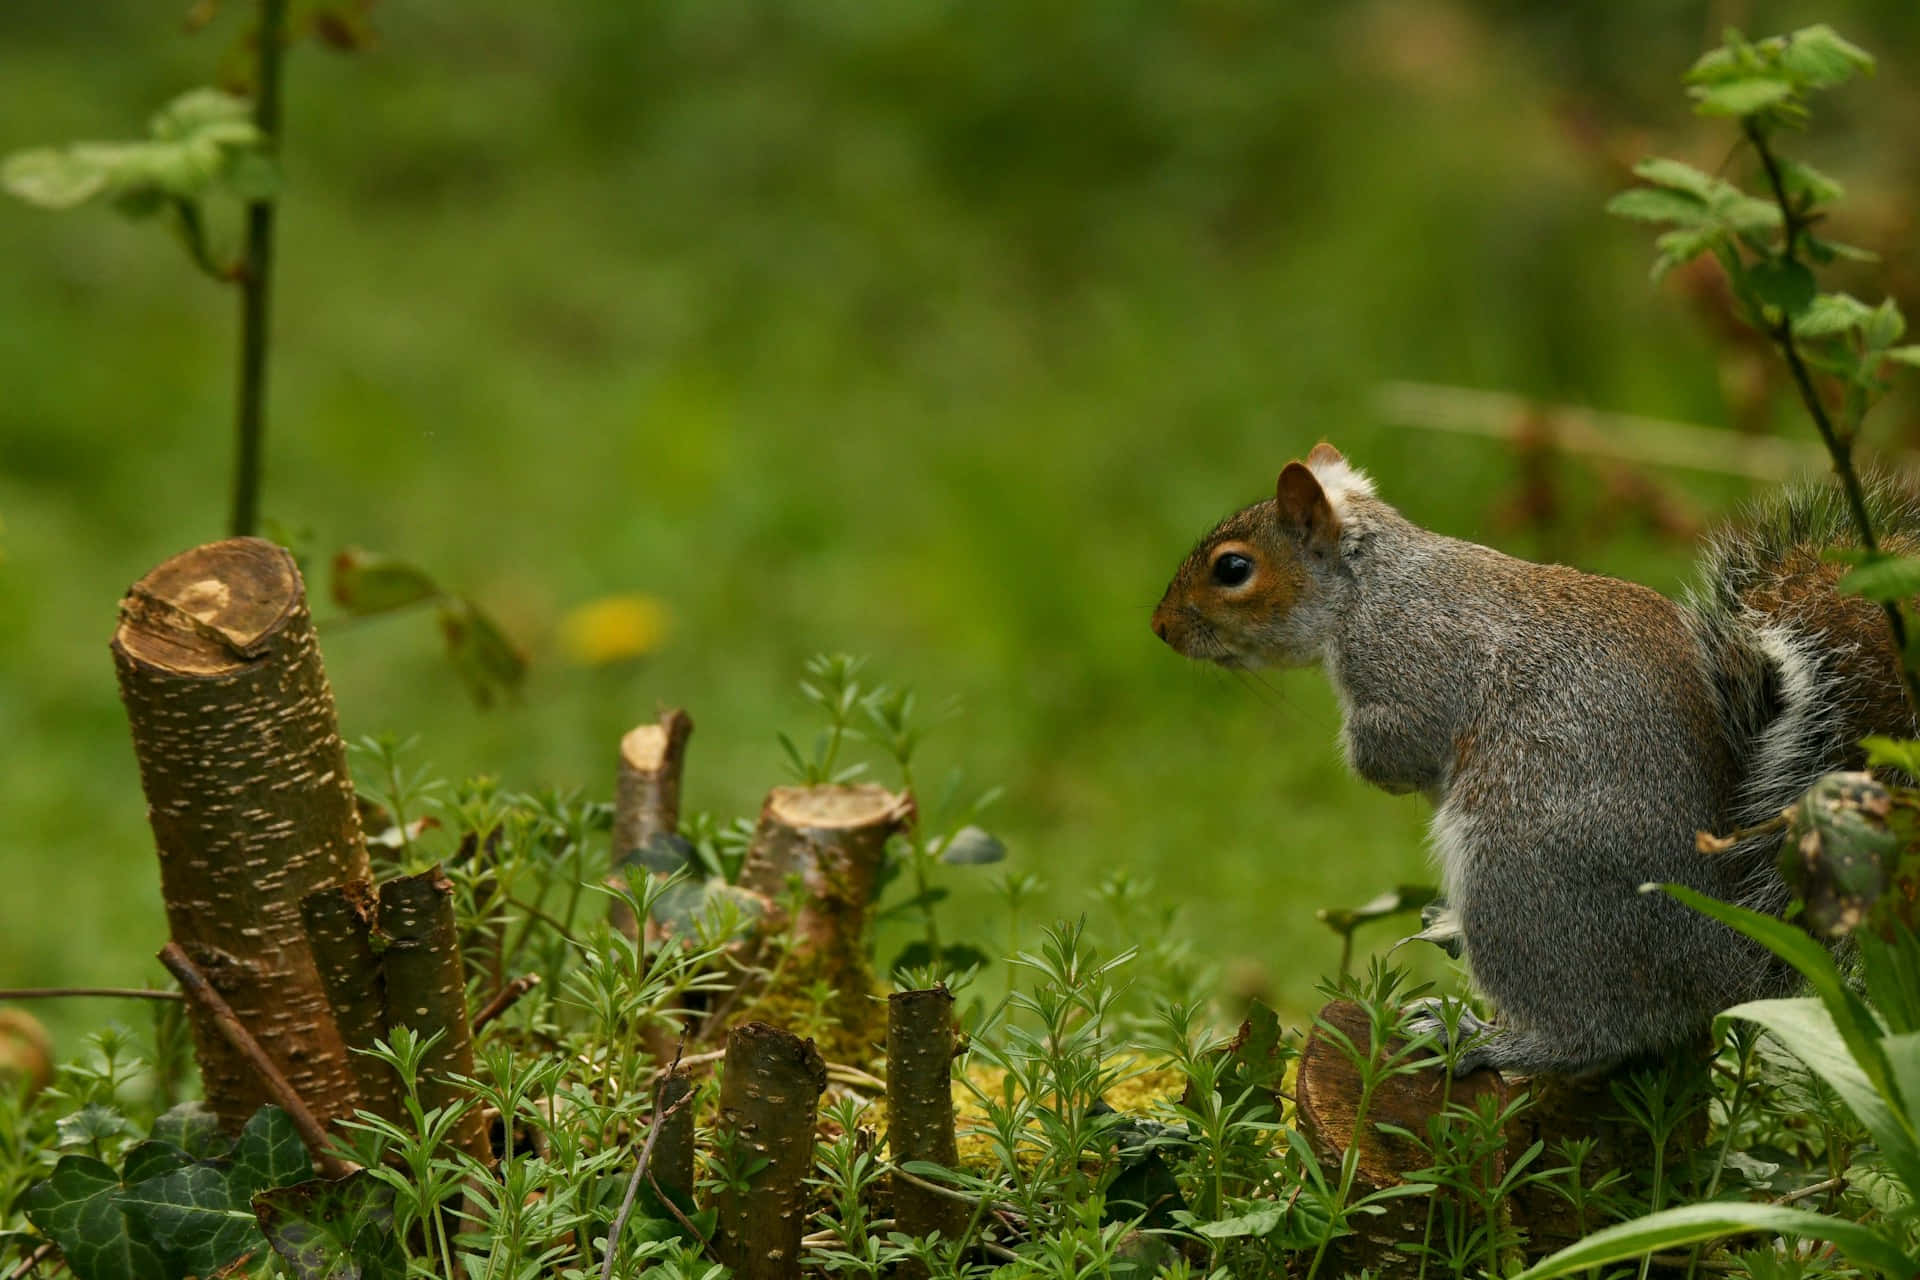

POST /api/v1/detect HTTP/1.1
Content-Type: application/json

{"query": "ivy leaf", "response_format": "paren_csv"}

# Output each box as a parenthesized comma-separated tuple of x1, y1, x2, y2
(150, 1102, 229, 1161)
(939, 825, 1007, 865)
(229, 1105, 313, 1199)
(253, 1170, 402, 1280)
(119, 1141, 193, 1186)
(118, 1164, 259, 1278)
(21, 1156, 168, 1280)
(56, 1105, 132, 1153)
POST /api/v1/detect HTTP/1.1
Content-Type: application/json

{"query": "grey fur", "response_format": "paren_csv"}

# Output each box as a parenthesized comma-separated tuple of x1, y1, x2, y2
(1169, 470, 1920, 1077)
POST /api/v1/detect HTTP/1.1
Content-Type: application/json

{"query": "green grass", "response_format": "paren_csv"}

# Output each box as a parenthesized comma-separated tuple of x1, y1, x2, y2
(1, 0, 1915, 1053)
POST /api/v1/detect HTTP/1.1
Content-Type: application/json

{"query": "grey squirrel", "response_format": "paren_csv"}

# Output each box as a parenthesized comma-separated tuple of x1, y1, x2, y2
(1152, 443, 1919, 1077)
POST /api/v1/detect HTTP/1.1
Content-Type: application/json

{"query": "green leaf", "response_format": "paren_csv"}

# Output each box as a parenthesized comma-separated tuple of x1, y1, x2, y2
(1778, 24, 1875, 90)
(1651, 227, 1722, 281)
(56, 1104, 131, 1152)
(119, 1141, 193, 1186)
(1193, 1202, 1284, 1239)
(330, 548, 440, 616)
(1723, 996, 1920, 1197)
(253, 1170, 402, 1280)
(439, 597, 527, 709)
(1606, 187, 1709, 226)
(939, 825, 1007, 865)
(229, 1105, 312, 1199)
(1793, 292, 1876, 338)
(118, 1163, 259, 1278)
(1806, 236, 1879, 264)
(1689, 77, 1795, 118)
(1509, 1202, 1915, 1280)
(2, 148, 112, 209)
(1838, 554, 1920, 603)
(1862, 736, 1920, 778)
(1780, 159, 1843, 207)
(21, 1156, 168, 1280)
(1887, 346, 1920, 369)
(1747, 260, 1816, 315)
(1658, 885, 1909, 1146)
(1316, 884, 1439, 934)
(1632, 156, 1717, 199)
(1866, 298, 1907, 349)
(150, 1103, 229, 1161)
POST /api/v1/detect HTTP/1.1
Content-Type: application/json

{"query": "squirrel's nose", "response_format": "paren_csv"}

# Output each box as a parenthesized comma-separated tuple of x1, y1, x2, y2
(1151, 616, 1169, 642)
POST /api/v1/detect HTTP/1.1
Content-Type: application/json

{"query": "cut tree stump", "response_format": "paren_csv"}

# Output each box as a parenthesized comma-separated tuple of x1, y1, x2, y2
(112, 537, 368, 1133)
(739, 784, 912, 1041)
(1296, 999, 1693, 1274)
(300, 879, 399, 1127)
(887, 986, 966, 1266)
(608, 708, 694, 940)
(378, 865, 491, 1163)
(712, 1021, 828, 1280)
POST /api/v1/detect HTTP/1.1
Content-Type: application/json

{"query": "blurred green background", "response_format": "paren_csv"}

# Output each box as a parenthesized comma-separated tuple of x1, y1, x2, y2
(4, 0, 1917, 1051)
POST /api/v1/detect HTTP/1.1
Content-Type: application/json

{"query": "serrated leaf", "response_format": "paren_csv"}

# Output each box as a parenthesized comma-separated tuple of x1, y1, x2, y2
(1632, 156, 1717, 199)
(1606, 187, 1709, 226)
(1793, 292, 1875, 338)
(254, 1170, 402, 1280)
(22, 1156, 168, 1280)
(1838, 554, 1920, 603)
(1689, 77, 1795, 118)
(939, 825, 1006, 865)
(1747, 260, 1816, 315)
(330, 548, 440, 615)
(1778, 24, 1875, 90)
(151, 1102, 230, 1161)
(2, 147, 112, 208)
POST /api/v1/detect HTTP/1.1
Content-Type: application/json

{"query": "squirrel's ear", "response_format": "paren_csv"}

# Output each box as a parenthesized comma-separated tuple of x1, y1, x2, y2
(1305, 442, 1345, 467)
(1276, 462, 1339, 552)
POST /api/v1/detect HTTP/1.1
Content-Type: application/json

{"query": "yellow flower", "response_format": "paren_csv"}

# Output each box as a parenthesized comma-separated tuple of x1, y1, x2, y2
(558, 594, 670, 666)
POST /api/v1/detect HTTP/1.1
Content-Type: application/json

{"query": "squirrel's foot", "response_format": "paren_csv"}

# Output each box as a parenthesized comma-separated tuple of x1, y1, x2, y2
(1402, 996, 1498, 1075)
(1391, 898, 1464, 960)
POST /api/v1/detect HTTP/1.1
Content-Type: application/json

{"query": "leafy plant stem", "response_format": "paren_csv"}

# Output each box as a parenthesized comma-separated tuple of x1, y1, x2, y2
(230, 0, 287, 538)
(1741, 116, 1920, 714)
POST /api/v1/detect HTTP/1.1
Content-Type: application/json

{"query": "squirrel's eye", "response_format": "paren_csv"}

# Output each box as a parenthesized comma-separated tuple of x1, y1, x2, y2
(1211, 552, 1254, 587)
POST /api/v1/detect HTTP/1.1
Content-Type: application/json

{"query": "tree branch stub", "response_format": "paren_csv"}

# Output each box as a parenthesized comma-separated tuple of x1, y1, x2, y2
(886, 986, 966, 1259)
(712, 1021, 828, 1280)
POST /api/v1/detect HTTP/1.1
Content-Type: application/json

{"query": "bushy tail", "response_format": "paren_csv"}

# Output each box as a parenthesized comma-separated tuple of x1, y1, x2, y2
(1684, 472, 1920, 910)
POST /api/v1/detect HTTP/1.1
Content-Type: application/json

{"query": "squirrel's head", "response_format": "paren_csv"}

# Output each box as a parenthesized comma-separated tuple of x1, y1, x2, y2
(1152, 442, 1365, 667)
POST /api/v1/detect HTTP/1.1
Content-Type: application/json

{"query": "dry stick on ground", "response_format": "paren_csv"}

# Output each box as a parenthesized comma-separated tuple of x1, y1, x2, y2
(887, 986, 967, 1261)
(471, 974, 541, 1032)
(738, 785, 913, 1037)
(601, 1052, 696, 1280)
(377, 865, 491, 1163)
(300, 879, 399, 1126)
(712, 1021, 829, 1280)
(608, 708, 694, 940)
(114, 537, 371, 1133)
(160, 942, 357, 1179)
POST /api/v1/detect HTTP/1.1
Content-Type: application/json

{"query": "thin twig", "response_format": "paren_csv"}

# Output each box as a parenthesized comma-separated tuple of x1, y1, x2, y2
(8, 1241, 55, 1278)
(471, 974, 540, 1032)
(0, 986, 181, 1002)
(158, 942, 357, 1178)
(884, 1163, 1025, 1219)
(1773, 1175, 1846, 1206)
(801, 1221, 898, 1248)
(602, 1045, 691, 1280)
(1695, 812, 1791, 855)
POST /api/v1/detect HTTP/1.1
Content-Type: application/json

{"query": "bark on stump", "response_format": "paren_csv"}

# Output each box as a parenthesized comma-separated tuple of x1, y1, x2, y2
(739, 785, 912, 1044)
(300, 880, 400, 1127)
(112, 537, 368, 1133)
(1296, 1000, 1692, 1274)
(648, 1064, 697, 1216)
(886, 987, 966, 1262)
(608, 708, 694, 940)
(712, 1021, 828, 1280)
(377, 866, 490, 1163)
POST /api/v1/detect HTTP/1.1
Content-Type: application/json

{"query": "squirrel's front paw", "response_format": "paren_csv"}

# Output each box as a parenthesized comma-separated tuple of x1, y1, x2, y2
(1402, 996, 1498, 1075)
